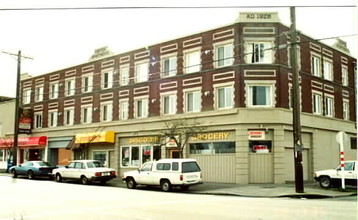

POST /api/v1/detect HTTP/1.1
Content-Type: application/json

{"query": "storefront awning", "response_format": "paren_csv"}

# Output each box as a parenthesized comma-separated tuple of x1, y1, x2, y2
(75, 131, 115, 144)
(0, 136, 47, 149)
(65, 137, 81, 150)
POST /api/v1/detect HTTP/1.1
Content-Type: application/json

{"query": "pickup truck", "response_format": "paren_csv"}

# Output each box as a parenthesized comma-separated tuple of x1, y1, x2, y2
(314, 160, 357, 188)
(122, 159, 202, 192)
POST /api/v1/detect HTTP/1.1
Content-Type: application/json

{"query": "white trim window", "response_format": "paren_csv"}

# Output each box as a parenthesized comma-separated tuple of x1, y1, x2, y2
(65, 78, 76, 96)
(35, 86, 44, 102)
(312, 92, 322, 115)
(135, 97, 148, 118)
(215, 42, 233, 68)
(82, 73, 93, 93)
(93, 151, 109, 167)
(64, 107, 74, 126)
(101, 102, 113, 122)
(311, 55, 321, 77)
(162, 54, 177, 77)
(342, 65, 348, 86)
(81, 105, 92, 124)
(184, 89, 201, 113)
(343, 100, 349, 120)
(22, 89, 31, 104)
(161, 93, 177, 115)
(102, 70, 113, 89)
(247, 83, 274, 107)
(120, 65, 130, 86)
(34, 112, 43, 128)
(215, 84, 234, 109)
(121, 145, 161, 167)
(245, 42, 273, 64)
(49, 82, 59, 99)
(135, 62, 149, 83)
(48, 110, 58, 127)
(324, 95, 334, 117)
(323, 59, 333, 81)
(119, 99, 129, 120)
(184, 49, 201, 74)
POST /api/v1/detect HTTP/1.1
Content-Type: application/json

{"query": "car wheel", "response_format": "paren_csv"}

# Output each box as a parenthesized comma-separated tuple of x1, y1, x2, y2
(55, 173, 62, 182)
(81, 176, 90, 185)
(11, 169, 17, 178)
(319, 176, 331, 188)
(27, 170, 35, 180)
(126, 178, 137, 189)
(160, 180, 171, 192)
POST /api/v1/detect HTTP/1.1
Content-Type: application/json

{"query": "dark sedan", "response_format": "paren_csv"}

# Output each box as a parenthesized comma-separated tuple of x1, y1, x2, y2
(9, 161, 56, 180)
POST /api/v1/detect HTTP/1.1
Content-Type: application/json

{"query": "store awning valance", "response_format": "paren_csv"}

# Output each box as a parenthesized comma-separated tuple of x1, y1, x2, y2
(75, 131, 115, 144)
(0, 136, 47, 149)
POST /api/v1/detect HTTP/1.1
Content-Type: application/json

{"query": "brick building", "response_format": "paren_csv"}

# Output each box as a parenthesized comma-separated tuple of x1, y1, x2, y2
(17, 12, 356, 184)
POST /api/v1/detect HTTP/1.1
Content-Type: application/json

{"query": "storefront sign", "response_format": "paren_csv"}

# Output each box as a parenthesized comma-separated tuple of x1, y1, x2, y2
(166, 138, 178, 148)
(192, 132, 230, 141)
(248, 131, 265, 140)
(253, 145, 269, 153)
(19, 117, 32, 134)
(0, 136, 47, 148)
(129, 136, 159, 144)
(75, 131, 115, 144)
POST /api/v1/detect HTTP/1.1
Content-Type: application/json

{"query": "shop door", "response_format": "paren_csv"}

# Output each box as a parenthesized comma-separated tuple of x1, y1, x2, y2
(170, 150, 180, 158)
(249, 141, 274, 183)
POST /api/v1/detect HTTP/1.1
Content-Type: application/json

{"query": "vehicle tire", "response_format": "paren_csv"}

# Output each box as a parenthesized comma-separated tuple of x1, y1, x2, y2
(181, 185, 190, 191)
(81, 176, 90, 185)
(160, 180, 171, 192)
(55, 173, 62, 182)
(126, 178, 137, 189)
(319, 176, 332, 188)
(11, 169, 17, 178)
(27, 170, 35, 180)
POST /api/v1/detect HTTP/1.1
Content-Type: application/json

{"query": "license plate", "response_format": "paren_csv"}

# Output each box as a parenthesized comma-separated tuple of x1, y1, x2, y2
(187, 175, 197, 179)
(103, 172, 109, 176)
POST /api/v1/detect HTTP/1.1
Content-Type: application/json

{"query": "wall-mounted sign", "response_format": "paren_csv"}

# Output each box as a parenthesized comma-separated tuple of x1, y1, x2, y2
(75, 131, 115, 144)
(166, 138, 178, 148)
(129, 136, 159, 144)
(236, 12, 280, 23)
(191, 132, 230, 141)
(19, 117, 32, 134)
(248, 131, 265, 140)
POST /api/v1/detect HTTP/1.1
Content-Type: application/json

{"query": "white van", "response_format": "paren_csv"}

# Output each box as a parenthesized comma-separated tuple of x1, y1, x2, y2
(122, 159, 202, 192)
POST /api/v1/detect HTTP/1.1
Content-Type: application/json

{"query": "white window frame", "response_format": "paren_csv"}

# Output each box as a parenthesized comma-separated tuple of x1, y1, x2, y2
(323, 58, 333, 81)
(134, 96, 148, 118)
(161, 53, 177, 77)
(184, 48, 201, 74)
(161, 92, 177, 115)
(311, 54, 321, 77)
(64, 107, 74, 126)
(120, 65, 130, 86)
(342, 65, 348, 86)
(82, 73, 93, 93)
(92, 150, 109, 167)
(49, 82, 59, 99)
(245, 39, 274, 64)
(100, 101, 113, 122)
(48, 110, 58, 127)
(120, 145, 160, 168)
(35, 86, 44, 102)
(184, 88, 201, 113)
(101, 69, 114, 89)
(34, 112, 43, 128)
(246, 81, 275, 108)
(119, 99, 129, 120)
(65, 78, 76, 96)
(135, 61, 149, 83)
(312, 91, 322, 115)
(22, 89, 31, 104)
(343, 99, 349, 120)
(324, 95, 334, 117)
(81, 105, 93, 124)
(214, 82, 234, 110)
(214, 40, 234, 68)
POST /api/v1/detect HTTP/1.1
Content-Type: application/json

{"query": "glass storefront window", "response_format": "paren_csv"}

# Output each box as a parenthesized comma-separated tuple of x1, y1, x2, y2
(249, 141, 272, 153)
(190, 142, 235, 154)
(142, 146, 151, 164)
(121, 145, 161, 167)
(132, 146, 140, 166)
(93, 151, 108, 167)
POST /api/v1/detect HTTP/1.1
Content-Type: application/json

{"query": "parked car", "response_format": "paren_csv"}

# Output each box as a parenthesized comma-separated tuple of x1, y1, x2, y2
(122, 158, 203, 192)
(52, 160, 116, 185)
(9, 161, 56, 180)
(314, 160, 357, 188)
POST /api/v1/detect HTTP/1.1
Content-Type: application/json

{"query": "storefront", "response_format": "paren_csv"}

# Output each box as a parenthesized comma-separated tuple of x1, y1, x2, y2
(47, 137, 73, 166)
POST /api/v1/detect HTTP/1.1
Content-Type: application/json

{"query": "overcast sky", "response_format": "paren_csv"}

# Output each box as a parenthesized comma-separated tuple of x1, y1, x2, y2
(0, 0, 356, 97)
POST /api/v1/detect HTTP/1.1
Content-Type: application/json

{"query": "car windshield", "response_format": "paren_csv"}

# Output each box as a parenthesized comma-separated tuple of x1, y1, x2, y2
(87, 161, 105, 168)
(182, 162, 201, 173)
(36, 161, 51, 167)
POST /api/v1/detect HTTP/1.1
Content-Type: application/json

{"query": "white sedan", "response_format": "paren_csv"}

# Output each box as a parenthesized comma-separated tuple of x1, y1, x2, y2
(53, 160, 116, 185)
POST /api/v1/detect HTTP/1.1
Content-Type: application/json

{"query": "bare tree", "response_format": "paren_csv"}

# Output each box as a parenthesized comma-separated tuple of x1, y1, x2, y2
(161, 118, 205, 158)
(73, 126, 103, 160)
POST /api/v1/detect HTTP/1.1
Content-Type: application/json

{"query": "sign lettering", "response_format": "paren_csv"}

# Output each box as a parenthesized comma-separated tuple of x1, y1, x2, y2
(129, 137, 159, 144)
(192, 132, 230, 141)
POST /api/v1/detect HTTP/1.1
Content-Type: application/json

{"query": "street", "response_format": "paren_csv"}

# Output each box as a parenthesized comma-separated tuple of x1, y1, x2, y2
(0, 176, 356, 220)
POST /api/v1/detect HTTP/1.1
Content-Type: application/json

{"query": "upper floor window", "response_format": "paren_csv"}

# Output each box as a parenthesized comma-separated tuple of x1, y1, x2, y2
(101, 102, 113, 122)
(65, 78, 75, 96)
(184, 49, 201, 74)
(215, 42, 233, 68)
(135, 98, 148, 118)
(22, 89, 31, 104)
(82, 74, 93, 93)
(102, 70, 113, 89)
(48, 111, 58, 127)
(135, 62, 149, 83)
(34, 112, 43, 128)
(81, 105, 92, 124)
(342, 65, 348, 86)
(162, 55, 177, 77)
(311, 55, 321, 77)
(35, 86, 44, 102)
(312, 92, 322, 115)
(343, 100, 349, 120)
(119, 100, 129, 120)
(162, 93, 177, 115)
(215, 84, 234, 109)
(49, 82, 59, 99)
(185, 90, 201, 113)
(247, 83, 274, 108)
(324, 95, 334, 117)
(245, 42, 273, 64)
(64, 108, 74, 126)
(323, 59, 333, 81)
(120, 65, 130, 86)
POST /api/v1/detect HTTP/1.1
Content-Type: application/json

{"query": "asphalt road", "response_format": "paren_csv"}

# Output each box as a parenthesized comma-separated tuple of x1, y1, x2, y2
(0, 176, 356, 220)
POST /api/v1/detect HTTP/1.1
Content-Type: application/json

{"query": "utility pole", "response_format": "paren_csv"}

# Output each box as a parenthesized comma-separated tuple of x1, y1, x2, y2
(290, 7, 304, 193)
(2, 50, 33, 166)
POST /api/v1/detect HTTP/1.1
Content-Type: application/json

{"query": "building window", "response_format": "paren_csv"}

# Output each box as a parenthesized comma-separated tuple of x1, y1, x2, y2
(93, 151, 108, 167)
(216, 86, 233, 109)
(311, 55, 321, 77)
(34, 113, 43, 128)
(312, 92, 322, 115)
(49, 83, 59, 99)
(350, 137, 357, 150)
(82, 74, 93, 93)
(120, 65, 130, 86)
(135, 98, 148, 118)
(343, 100, 349, 120)
(246, 42, 273, 64)
(190, 142, 235, 154)
(342, 65, 348, 86)
(22, 89, 31, 104)
(65, 79, 75, 96)
(135, 62, 149, 83)
(119, 100, 129, 120)
(101, 102, 112, 122)
(323, 59, 333, 81)
(249, 141, 272, 153)
(64, 108, 74, 126)
(162, 55, 177, 77)
(102, 70, 113, 89)
(247, 84, 274, 107)
(81, 106, 92, 124)
(185, 90, 201, 113)
(121, 145, 161, 167)
(324, 95, 334, 117)
(215, 43, 233, 68)
(162, 94, 177, 115)
(35, 86, 44, 102)
(48, 111, 58, 127)
(184, 49, 201, 74)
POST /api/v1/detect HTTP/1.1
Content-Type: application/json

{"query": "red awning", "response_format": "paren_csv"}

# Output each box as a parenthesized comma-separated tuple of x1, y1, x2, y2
(0, 136, 47, 149)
